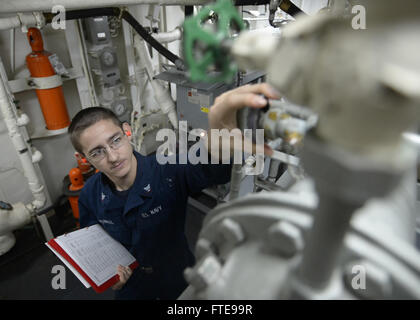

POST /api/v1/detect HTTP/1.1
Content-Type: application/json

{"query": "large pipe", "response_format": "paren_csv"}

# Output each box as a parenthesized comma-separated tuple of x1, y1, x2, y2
(0, 58, 47, 211)
(0, 0, 275, 30)
(0, 0, 272, 14)
(0, 15, 21, 29)
(0, 202, 31, 256)
(298, 193, 359, 289)
(0, 12, 44, 31)
(0, 0, 209, 14)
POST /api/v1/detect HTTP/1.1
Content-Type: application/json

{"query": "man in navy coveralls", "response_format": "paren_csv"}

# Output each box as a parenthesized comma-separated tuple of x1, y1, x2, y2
(68, 83, 278, 299)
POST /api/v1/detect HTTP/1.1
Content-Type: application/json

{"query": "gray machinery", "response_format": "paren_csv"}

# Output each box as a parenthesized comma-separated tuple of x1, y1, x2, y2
(83, 16, 132, 123)
(156, 69, 265, 202)
(156, 69, 265, 131)
(180, 0, 420, 299)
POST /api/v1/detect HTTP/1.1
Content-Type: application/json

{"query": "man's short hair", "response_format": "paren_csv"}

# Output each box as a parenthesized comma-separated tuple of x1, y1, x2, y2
(68, 107, 122, 155)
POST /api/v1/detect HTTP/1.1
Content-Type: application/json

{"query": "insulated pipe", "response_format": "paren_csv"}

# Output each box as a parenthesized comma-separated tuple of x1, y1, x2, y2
(0, 0, 273, 30)
(134, 35, 178, 129)
(0, 0, 271, 14)
(0, 58, 47, 211)
(0, 16, 21, 30)
(122, 9, 184, 70)
(0, 12, 45, 30)
(152, 28, 182, 44)
(0, 0, 210, 13)
(0, 202, 31, 256)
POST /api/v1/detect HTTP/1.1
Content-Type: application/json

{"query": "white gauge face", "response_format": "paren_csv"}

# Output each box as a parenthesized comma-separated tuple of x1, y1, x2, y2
(114, 103, 126, 116)
(101, 51, 115, 66)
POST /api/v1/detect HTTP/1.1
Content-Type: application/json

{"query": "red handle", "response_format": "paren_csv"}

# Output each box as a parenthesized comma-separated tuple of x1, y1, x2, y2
(27, 27, 44, 52)
(69, 167, 84, 188)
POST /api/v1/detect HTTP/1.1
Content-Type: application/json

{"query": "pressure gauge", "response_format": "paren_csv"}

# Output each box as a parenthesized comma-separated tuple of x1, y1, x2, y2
(101, 50, 115, 67)
(114, 103, 126, 116)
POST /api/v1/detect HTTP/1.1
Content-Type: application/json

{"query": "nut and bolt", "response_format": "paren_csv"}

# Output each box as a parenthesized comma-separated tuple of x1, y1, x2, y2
(184, 254, 222, 291)
(195, 238, 215, 260)
(267, 221, 304, 257)
(219, 218, 245, 246)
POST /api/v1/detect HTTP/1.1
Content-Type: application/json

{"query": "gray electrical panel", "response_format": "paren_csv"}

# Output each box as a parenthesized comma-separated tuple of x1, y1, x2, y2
(84, 16, 112, 45)
(82, 15, 132, 123)
(98, 47, 121, 88)
(155, 69, 265, 132)
(83, 16, 121, 88)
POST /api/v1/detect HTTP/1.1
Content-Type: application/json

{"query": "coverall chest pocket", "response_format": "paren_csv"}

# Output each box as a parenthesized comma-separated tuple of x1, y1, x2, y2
(99, 210, 131, 245)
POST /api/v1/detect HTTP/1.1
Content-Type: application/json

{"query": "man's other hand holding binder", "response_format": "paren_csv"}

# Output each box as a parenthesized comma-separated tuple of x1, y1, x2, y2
(112, 265, 133, 290)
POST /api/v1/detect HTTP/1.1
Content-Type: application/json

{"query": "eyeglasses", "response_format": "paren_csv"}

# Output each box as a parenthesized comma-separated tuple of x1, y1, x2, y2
(86, 133, 127, 162)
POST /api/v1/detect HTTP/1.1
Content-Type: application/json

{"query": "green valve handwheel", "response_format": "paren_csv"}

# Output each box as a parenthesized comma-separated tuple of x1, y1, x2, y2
(183, 0, 245, 83)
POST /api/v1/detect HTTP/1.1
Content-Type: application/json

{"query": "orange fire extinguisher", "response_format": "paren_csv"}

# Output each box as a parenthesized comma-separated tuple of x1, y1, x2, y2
(67, 168, 84, 226)
(26, 27, 70, 130)
(74, 152, 93, 175)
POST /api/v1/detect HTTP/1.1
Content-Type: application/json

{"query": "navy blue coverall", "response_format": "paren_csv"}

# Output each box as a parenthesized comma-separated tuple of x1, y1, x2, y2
(78, 150, 232, 299)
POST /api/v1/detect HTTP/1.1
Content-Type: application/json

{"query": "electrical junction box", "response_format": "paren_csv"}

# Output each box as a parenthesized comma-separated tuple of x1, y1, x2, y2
(98, 47, 121, 88)
(155, 69, 265, 132)
(84, 16, 112, 45)
(83, 16, 121, 88)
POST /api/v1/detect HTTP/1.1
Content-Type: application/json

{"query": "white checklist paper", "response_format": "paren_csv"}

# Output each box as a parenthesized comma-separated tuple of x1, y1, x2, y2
(51, 224, 136, 287)
(46, 242, 91, 288)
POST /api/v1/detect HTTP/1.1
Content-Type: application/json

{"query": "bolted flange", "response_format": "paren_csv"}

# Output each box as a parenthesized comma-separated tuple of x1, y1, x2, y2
(267, 220, 304, 257)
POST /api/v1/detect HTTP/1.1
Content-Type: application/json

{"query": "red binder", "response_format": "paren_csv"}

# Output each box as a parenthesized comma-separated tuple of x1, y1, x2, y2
(47, 238, 139, 293)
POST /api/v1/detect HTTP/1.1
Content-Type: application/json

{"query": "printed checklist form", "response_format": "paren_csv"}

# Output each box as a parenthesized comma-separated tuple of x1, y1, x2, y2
(46, 224, 139, 293)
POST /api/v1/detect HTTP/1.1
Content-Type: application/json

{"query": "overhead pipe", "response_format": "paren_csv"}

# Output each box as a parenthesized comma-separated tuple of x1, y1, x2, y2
(0, 15, 21, 29)
(0, 12, 45, 31)
(0, 0, 275, 31)
(0, 0, 210, 13)
(0, 0, 272, 14)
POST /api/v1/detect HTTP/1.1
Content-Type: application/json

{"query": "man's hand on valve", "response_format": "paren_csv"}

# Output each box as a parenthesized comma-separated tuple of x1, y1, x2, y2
(207, 83, 280, 158)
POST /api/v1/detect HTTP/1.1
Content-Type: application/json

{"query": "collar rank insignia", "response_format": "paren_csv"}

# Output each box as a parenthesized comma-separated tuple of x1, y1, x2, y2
(144, 184, 151, 193)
